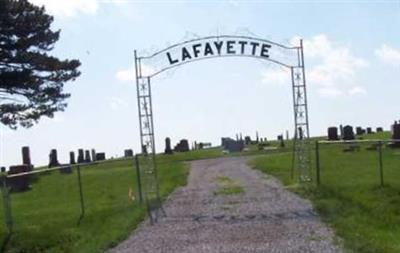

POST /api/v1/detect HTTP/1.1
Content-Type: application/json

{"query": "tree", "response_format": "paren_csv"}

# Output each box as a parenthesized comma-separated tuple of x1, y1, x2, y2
(0, 0, 81, 129)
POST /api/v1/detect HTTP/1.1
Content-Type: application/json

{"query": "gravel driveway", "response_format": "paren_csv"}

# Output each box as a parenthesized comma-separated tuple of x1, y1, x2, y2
(109, 156, 342, 253)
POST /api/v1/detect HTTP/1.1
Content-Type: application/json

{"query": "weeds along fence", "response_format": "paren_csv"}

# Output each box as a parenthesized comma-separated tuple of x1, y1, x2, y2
(315, 139, 400, 187)
(0, 155, 145, 251)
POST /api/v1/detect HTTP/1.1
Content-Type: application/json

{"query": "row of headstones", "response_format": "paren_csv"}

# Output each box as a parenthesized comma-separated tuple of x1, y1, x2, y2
(192, 141, 212, 150)
(220, 134, 279, 153)
(328, 122, 400, 141)
(221, 137, 245, 152)
(327, 125, 384, 141)
(1, 147, 108, 192)
(164, 138, 190, 154)
(235, 132, 269, 145)
(49, 148, 106, 167)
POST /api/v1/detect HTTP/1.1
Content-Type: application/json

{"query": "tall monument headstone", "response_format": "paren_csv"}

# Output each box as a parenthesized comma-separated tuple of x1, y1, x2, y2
(69, 151, 76, 164)
(77, 149, 85, 163)
(85, 150, 91, 163)
(91, 149, 96, 162)
(164, 137, 173, 154)
(48, 149, 60, 168)
(392, 122, 400, 147)
(21, 146, 31, 166)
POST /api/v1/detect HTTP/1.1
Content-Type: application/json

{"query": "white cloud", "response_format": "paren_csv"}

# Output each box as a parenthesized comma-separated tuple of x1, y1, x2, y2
(115, 64, 155, 82)
(116, 67, 135, 82)
(29, 0, 125, 17)
(264, 34, 368, 98)
(108, 97, 128, 110)
(261, 67, 290, 85)
(375, 44, 400, 65)
(29, 0, 98, 17)
(303, 35, 368, 94)
(318, 87, 343, 98)
(348, 86, 367, 96)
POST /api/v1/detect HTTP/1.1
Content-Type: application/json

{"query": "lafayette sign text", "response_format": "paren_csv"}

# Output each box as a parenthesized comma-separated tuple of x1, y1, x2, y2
(166, 38, 271, 65)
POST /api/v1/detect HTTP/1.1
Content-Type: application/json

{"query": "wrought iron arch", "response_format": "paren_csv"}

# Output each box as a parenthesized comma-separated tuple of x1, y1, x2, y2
(134, 35, 311, 223)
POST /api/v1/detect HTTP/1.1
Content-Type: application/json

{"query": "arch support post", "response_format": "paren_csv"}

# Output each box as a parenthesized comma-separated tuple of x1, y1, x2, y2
(291, 39, 311, 182)
(134, 51, 164, 223)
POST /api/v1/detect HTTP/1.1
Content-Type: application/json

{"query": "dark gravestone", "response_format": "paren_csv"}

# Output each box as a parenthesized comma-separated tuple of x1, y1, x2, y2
(342, 125, 355, 140)
(1, 167, 5, 173)
(327, 127, 339, 141)
(366, 127, 372, 134)
(85, 150, 91, 163)
(356, 127, 364, 135)
(165, 137, 173, 154)
(21, 146, 33, 171)
(77, 149, 85, 163)
(222, 138, 244, 152)
(174, 139, 190, 152)
(69, 151, 76, 164)
(48, 149, 60, 168)
(7, 165, 31, 192)
(277, 135, 285, 147)
(244, 136, 251, 145)
(392, 123, 400, 147)
(91, 149, 96, 162)
(376, 127, 383, 132)
(124, 149, 134, 157)
(96, 153, 106, 161)
(22, 146, 31, 166)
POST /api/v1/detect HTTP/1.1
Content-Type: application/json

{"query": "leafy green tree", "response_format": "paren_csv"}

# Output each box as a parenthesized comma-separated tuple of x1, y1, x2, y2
(0, 0, 81, 129)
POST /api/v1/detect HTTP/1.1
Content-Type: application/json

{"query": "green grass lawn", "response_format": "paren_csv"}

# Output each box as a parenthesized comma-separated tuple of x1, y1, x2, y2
(213, 176, 244, 196)
(3, 131, 394, 253)
(251, 132, 400, 253)
(0, 155, 190, 253)
(0, 145, 285, 253)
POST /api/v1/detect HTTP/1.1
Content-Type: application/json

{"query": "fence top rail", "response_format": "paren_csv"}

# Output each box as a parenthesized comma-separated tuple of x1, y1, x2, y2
(318, 139, 400, 144)
(3, 157, 134, 179)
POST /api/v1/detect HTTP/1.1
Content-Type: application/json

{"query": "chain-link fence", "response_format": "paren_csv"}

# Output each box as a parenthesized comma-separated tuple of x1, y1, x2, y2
(0, 157, 144, 252)
(315, 139, 400, 188)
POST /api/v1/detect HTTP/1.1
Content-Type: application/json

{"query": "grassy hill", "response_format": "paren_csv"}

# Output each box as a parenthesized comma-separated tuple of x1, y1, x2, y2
(0, 155, 191, 253)
(0, 146, 275, 253)
(251, 132, 400, 253)
(2, 132, 398, 253)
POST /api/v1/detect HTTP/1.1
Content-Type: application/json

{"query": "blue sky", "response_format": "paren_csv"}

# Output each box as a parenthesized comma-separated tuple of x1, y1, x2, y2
(1, 0, 400, 167)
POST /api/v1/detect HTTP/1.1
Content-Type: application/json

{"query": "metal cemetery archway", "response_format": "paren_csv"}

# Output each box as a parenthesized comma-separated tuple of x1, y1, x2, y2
(134, 35, 311, 223)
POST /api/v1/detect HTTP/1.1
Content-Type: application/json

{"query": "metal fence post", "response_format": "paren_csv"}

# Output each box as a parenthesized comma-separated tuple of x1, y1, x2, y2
(76, 165, 85, 225)
(0, 174, 13, 252)
(135, 155, 143, 203)
(378, 141, 384, 187)
(315, 141, 321, 186)
(0, 175, 12, 233)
